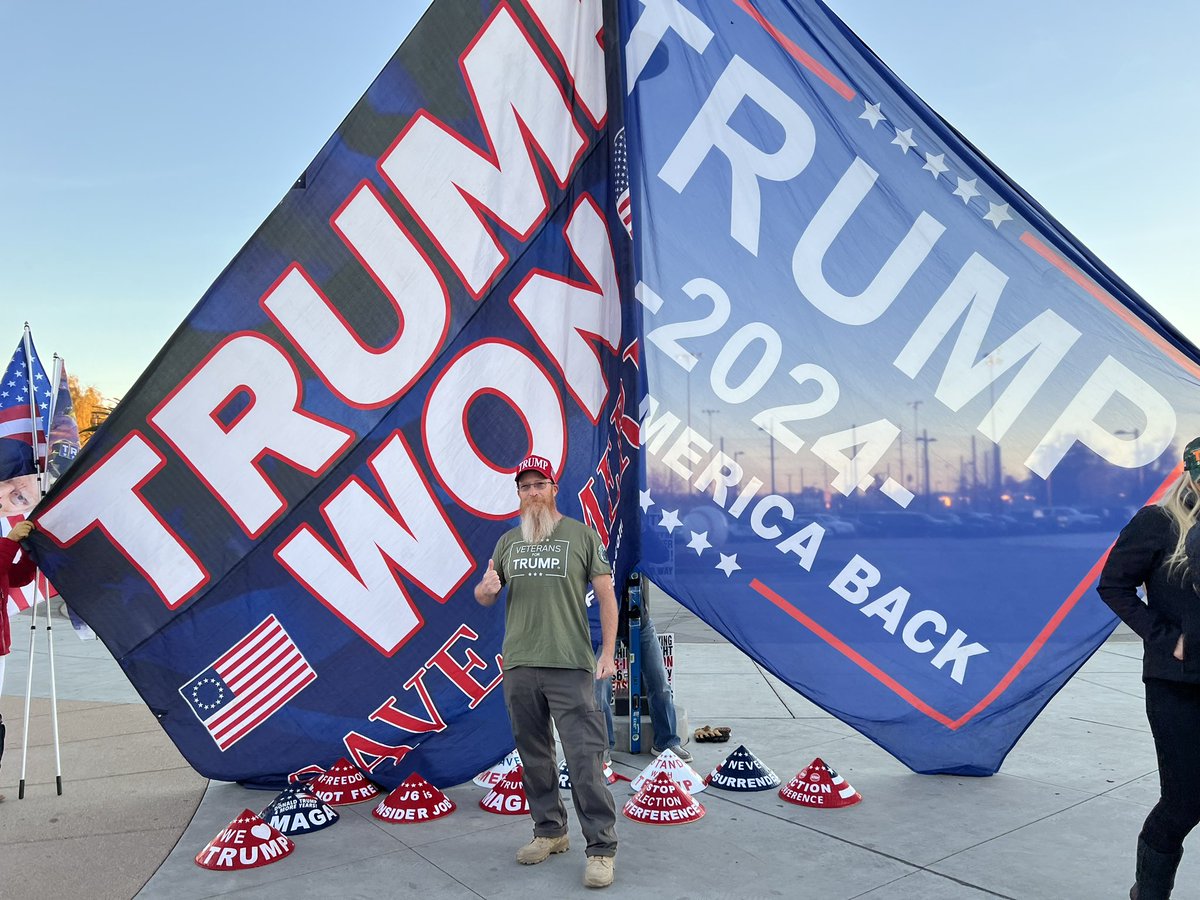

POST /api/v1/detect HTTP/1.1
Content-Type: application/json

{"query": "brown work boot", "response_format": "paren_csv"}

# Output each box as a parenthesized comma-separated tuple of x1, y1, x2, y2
(583, 855, 615, 888)
(516, 834, 569, 865)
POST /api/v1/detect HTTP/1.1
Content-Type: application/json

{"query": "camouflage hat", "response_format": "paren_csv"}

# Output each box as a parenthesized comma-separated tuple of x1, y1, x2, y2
(1184, 437, 1200, 480)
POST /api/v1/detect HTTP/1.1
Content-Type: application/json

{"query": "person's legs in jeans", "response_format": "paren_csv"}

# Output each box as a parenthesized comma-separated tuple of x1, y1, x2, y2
(639, 615, 680, 749)
(593, 647, 616, 752)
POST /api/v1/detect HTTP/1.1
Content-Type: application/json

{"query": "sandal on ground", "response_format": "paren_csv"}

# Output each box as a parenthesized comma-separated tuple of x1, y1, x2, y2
(693, 726, 718, 742)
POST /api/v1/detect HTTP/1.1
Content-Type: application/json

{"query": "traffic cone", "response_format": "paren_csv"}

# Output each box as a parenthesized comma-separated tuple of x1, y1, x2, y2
(622, 770, 705, 825)
(779, 757, 862, 808)
(195, 809, 294, 870)
(374, 772, 456, 823)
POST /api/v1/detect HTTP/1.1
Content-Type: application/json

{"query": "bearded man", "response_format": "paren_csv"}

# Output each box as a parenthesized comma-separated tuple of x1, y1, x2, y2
(474, 455, 619, 889)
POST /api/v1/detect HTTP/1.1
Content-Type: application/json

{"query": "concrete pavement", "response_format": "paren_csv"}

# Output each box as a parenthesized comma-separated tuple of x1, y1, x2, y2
(2, 592, 1195, 899)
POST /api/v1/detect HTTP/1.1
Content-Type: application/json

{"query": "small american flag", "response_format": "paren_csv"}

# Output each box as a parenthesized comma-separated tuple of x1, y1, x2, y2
(0, 334, 50, 469)
(613, 127, 633, 238)
(180, 615, 317, 751)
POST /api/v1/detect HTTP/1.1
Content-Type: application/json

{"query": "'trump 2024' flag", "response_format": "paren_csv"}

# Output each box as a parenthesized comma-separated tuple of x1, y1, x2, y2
(619, 0, 1200, 774)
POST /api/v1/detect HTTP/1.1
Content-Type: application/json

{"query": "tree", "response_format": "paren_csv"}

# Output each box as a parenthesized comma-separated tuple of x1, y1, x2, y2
(68, 374, 112, 445)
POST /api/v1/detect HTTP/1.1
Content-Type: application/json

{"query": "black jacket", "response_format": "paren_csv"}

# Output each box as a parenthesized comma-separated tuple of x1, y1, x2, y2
(1097, 505, 1200, 682)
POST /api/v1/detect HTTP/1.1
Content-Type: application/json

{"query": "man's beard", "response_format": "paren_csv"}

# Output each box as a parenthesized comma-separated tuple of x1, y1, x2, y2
(520, 497, 558, 544)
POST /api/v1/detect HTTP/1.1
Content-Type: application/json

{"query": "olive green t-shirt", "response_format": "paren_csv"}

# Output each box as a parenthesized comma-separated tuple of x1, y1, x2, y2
(493, 516, 611, 671)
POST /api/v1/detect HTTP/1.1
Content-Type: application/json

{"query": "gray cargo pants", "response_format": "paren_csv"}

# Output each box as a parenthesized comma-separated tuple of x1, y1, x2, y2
(502, 665, 617, 857)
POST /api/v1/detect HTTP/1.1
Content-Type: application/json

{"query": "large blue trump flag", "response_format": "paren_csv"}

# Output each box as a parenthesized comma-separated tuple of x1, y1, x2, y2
(26, 0, 1200, 782)
(620, 0, 1200, 773)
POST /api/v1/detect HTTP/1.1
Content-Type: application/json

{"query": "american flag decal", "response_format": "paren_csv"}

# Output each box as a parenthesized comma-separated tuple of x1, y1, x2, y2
(0, 337, 50, 463)
(613, 127, 632, 238)
(179, 615, 316, 751)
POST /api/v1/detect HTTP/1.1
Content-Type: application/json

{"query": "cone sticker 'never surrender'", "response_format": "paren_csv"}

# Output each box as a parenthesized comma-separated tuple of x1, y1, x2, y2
(260, 787, 340, 835)
(195, 809, 295, 870)
(558, 757, 622, 789)
(706, 745, 781, 792)
(623, 770, 705, 825)
(474, 748, 521, 787)
(631, 748, 707, 793)
(374, 772, 456, 823)
(480, 765, 529, 815)
(308, 757, 380, 805)
(779, 757, 862, 808)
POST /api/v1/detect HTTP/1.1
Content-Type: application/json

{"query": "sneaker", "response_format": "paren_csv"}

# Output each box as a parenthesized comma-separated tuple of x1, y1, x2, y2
(516, 834, 569, 865)
(583, 855, 615, 888)
(653, 743, 693, 764)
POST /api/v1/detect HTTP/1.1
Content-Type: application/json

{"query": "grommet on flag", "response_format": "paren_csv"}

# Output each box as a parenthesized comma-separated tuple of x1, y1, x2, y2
(705, 744, 781, 792)
(622, 770, 705, 825)
(260, 787, 340, 835)
(480, 765, 530, 815)
(195, 809, 294, 870)
(779, 757, 862, 808)
(557, 757, 622, 790)
(374, 772, 456, 823)
(307, 757, 380, 805)
(474, 748, 522, 787)
(630, 748, 707, 794)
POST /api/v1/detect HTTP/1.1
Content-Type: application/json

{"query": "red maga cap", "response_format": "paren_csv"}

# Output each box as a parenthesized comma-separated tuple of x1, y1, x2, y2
(514, 455, 555, 482)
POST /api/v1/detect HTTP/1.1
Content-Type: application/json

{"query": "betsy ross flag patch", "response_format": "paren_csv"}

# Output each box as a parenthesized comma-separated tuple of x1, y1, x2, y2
(180, 615, 316, 751)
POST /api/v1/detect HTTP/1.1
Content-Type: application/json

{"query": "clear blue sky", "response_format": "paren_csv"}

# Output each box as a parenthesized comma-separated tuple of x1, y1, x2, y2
(2, 1, 1196, 400)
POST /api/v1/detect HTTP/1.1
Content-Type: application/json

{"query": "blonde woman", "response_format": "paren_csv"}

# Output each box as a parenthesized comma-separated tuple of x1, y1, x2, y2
(1098, 440, 1200, 900)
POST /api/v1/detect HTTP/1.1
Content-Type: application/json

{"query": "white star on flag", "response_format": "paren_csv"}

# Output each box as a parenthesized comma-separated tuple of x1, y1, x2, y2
(922, 152, 948, 179)
(859, 101, 886, 129)
(660, 509, 682, 534)
(983, 202, 1012, 228)
(639, 489, 654, 513)
(891, 127, 916, 153)
(953, 177, 980, 204)
(686, 531, 711, 556)
(715, 553, 741, 577)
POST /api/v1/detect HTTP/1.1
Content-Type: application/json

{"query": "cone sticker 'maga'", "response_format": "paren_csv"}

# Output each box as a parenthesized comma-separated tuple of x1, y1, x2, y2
(195, 809, 295, 870)
(474, 748, 521, 787)
(558, 757, 622, 790)
(480, 765, 530, 815)
(779, 757, 863, 809)
(260, 787, 340, 835)
(630, 748, 707, 794)
(307, 757, 380, 805)
(374, 772, 456, 823)
(623, 770, 705, 825)
(705, 745, 781, 792)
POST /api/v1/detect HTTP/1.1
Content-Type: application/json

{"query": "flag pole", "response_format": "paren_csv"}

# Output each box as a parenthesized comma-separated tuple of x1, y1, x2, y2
(17, 324, 42, 800)
(42, 355, 65, 794)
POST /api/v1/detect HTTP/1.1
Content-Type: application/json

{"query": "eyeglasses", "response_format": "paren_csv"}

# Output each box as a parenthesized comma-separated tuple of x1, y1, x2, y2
(517, 480, 554, 494)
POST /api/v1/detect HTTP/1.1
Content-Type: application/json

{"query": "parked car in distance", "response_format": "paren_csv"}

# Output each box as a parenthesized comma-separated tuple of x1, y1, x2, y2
(1031, 506, 1103, 531)
(808, 513, 857, 536)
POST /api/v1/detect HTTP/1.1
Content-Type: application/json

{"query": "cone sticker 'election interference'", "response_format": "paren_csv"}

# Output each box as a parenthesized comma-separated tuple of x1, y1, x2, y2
(630, 748, 707, 793)
(705, 745, 781, 792)
(779, 757, 863, 809)
(195, 809, 295, 870)
(260, 787, 340, 835)
(474, 749, 521, 788)
(623, 770, 705, 825)
(480, 765, 529, 815)
(374, 772, 456, 823)
(558, 757, 621, 790)
(308, 757, 380, 805)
